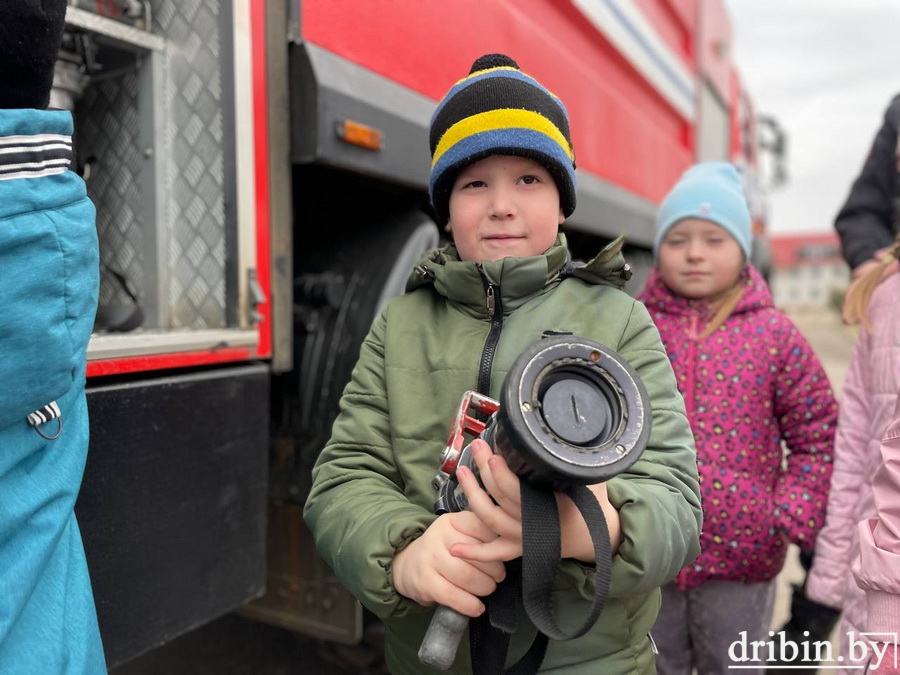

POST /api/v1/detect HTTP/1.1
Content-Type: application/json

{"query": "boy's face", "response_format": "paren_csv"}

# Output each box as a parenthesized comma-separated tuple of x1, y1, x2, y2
(658, 218, 744, 300)
(447, 155, 564, 262)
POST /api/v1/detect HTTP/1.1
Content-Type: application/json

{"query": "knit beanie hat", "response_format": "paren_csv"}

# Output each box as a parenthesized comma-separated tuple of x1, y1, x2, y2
(429, 54, 576, 226)
(0, 0, 68, 109)
(653, 161, 752, 260)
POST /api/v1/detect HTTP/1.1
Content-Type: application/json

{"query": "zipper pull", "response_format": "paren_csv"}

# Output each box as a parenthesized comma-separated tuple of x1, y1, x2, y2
(688, 313, 699, 340)
(486, 285, 496, 318)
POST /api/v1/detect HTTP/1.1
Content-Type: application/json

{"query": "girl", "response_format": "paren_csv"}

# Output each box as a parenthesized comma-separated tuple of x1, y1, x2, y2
(638, 162, 837, 674)
(807, 239, 900, 674)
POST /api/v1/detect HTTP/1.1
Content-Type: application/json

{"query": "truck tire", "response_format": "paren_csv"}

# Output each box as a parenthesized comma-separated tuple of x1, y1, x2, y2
(273, 211, 440, 503)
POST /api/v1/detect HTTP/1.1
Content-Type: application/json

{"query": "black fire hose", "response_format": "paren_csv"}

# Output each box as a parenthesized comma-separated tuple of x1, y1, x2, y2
(418, 335, 651, 671)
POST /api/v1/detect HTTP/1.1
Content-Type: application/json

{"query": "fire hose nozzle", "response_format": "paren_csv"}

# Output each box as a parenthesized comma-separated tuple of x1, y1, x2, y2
(417, 604, 470, 670)
(417, 335, 651, 669)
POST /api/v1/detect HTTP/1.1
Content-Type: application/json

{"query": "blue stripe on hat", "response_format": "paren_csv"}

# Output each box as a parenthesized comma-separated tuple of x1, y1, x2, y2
(429, 127, 577, 196)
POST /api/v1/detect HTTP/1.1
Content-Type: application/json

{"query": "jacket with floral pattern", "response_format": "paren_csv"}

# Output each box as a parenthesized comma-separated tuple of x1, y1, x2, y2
(639, 265, 836, 588)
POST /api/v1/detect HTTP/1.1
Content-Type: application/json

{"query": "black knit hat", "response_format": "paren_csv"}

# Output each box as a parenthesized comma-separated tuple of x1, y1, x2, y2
(0, 0, 69, 109)
(429, 53, 576, 226)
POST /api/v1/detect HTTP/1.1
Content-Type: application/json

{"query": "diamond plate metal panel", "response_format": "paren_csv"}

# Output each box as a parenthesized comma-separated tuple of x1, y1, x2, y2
(78, 72, 145, 309)
(156, 0, 226, 329)
(79, 0, 227, 329)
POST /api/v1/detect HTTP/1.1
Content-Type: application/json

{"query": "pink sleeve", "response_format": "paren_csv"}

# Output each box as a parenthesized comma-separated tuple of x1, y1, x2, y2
(853, 397, 900, 634)
(807, 330, 872, 609)
(772, 321, 837, 549)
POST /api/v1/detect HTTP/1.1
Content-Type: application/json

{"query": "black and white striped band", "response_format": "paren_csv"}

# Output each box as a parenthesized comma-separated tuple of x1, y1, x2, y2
(0, 133, 74, 182)
(27, 401, 62, 427)
(27, 400, 64, 441)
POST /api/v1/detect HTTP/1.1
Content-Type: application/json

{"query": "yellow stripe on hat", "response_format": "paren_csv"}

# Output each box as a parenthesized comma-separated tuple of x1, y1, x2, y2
(431, 108, 574, 168)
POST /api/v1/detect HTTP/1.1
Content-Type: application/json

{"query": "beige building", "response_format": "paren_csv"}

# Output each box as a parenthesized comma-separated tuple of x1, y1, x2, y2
(768, 232, 849, 309)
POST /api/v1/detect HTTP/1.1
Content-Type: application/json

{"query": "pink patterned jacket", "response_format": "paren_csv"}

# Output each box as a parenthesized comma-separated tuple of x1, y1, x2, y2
(808, 271, 900, 638)
(640, 265, 836, 589)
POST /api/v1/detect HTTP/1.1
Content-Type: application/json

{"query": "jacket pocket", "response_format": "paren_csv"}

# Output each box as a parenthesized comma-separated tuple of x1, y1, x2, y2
(0, 210, 78, 430)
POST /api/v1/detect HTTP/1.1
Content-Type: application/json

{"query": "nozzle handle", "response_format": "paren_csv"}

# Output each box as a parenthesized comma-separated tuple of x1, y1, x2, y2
(417, 604, 469, 670)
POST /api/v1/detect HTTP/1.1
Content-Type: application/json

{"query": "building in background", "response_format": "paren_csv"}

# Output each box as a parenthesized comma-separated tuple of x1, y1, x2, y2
(769, 232, 848, 308)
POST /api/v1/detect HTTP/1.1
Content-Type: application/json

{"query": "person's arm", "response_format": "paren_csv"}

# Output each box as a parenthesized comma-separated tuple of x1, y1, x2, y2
(806, 328, 872, 608)
(303, 314, 441, 619)
(771, 318, 837, 549)
(304, 311, 506, 620)
(853, 396, 900, 636)
(835, 96, 900, 271)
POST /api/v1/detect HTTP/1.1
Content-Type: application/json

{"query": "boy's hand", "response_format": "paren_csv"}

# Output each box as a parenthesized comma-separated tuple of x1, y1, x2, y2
(391, 510, 505, 618)
(452, 440, 525, 561)
(451, 440, 622, 564)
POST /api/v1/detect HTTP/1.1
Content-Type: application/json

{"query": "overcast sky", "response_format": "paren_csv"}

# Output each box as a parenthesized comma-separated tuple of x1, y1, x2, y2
(725, 0, 900, 235)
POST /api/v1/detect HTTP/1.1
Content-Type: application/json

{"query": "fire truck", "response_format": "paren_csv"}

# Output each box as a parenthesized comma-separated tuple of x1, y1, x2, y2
(60, 0, 768, 667)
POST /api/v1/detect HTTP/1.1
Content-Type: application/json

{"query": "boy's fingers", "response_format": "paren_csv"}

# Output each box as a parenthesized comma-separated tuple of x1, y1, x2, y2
(444, 562, 501, 598)
(426, 577, 486, 618)
(445, 594, 486, 619)
(450, 539, 522, 563)
(468, 443, 521, 509)
(457, 466, 518, 536)
(450, 508, 499, 543)
(470, 559, 507, 583)
(486, 455, 522, 505)
(434, 559, 504, 613)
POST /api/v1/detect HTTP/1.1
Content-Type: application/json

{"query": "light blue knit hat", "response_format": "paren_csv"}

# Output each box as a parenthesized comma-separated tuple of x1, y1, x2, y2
(653, 161, 752, 260)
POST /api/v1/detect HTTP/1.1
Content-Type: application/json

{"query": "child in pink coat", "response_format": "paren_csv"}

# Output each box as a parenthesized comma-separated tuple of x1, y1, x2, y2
(807, 243, 900, 673)
(639, 162, 836, 674)
(856, 399, 900, 673)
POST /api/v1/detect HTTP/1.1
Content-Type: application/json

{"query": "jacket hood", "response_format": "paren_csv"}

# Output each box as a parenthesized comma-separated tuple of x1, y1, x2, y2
(640, 264, 773, 319)
(405, 233, 632, 317)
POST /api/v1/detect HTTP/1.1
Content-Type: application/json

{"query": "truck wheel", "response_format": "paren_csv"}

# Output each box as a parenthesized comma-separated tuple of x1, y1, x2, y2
(274, 211, 440, 503)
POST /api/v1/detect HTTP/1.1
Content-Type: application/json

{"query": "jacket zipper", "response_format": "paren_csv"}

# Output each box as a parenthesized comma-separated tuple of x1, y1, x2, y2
(676, 311, 700, 591)
(685, 313, 699, 424)
(476, 266, 503, 396)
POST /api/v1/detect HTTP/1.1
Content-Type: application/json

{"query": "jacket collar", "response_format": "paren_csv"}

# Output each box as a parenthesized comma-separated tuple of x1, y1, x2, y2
(640, 264, 774, 318)
(406, 233, 632, 317)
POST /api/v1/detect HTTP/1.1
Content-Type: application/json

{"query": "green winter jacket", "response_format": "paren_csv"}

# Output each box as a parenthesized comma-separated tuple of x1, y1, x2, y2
(304, 235, 701, 674)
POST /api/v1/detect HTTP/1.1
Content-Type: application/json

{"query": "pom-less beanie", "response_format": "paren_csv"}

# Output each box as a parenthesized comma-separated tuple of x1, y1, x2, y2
(653, 161, 752, 260)
(428, 54, 576, 226)
(0, 0, 68, 109)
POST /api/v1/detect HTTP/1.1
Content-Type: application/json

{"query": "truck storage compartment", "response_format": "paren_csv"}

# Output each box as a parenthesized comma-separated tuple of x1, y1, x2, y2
(78, 364, 269, 668)
(61, 1, 261, 360)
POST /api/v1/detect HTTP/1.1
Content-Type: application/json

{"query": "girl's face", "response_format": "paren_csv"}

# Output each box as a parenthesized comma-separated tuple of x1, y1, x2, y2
(447, 154, 564, 262)
(657, 218, 745, 301)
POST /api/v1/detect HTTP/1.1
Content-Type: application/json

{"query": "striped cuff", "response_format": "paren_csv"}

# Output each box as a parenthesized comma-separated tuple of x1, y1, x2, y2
(0, 132, 73, 181)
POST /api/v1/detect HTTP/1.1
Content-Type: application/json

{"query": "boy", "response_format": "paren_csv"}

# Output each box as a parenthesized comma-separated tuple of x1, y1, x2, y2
(304, 54, 701, 674)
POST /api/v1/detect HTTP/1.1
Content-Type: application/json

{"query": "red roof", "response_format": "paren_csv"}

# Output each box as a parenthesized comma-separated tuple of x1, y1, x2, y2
(769, 232, 844, 270)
